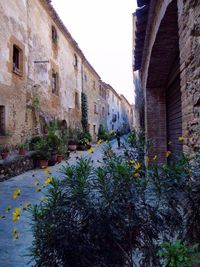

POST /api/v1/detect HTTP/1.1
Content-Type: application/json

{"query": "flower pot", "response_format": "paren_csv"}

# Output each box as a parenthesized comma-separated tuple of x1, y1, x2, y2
(18, 148, 26, 155)
(48, 152, 57, 166)
(66, 151, 70, 159)
(1, 152, 8, 159)
(57, 154, 63, 163)
(78, 144, 87, 151)
(68, 144, 77, 151)
(38, 159, 49, 169)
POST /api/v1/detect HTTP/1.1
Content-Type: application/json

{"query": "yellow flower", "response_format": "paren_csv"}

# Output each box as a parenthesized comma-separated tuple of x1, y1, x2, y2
(145, 156, 150, 166)
(134, 162, 141, 170)
(0, 215, 5, 219)
(6, 205, 12, 213)
(178, 136, 184, 142)
(153, 155, 158, 161)
(87, 147, 94, 155)
(44, 168, 50, 174)
(166, 151, 171, 158)
(13, 227, 18, 234)
(36, 187, 41, 193)
(13, 232, 19, 241)
(134, 172, 140, 178)
(44, 177, 53, 185)
(96, 139, 102, 147)
(129, 159, 135, 164)
(12, 208, 21, 222)
(108, 149, 113, 157)
(34, 180, 39, 186)
(13, 188, 21, 199)
(23, 202, 31, 210)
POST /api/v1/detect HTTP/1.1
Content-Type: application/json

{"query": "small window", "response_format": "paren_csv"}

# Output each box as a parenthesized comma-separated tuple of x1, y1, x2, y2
(108, 104, 110, 115)
(93, 125, 96, 135)
(94, 103, 98, 114)
(0, 106, 5, 136)
(52, 26, 57, 44)
(84, 73, 87, 82)
(13, 45, 23, 75)
(75, 92, 79, 108)
(52, 70, 58, 94)
(102, 107, 105, 117)
(93, 80, 96, 89)
(73, 54, 78, 67)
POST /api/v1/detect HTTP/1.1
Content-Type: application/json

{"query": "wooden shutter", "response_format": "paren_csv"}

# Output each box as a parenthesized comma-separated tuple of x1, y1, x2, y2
(166, 73, 182, 157)
(0, 106, 5, 135)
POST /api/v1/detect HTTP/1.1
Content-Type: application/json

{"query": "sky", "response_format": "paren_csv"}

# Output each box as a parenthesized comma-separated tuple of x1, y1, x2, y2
(51, 0, 137, 104)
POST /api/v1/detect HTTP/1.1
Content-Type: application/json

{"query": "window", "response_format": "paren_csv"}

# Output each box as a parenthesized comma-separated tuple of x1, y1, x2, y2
(0, 106, 5, 135)
(73, 54, 78, 67)
(13, 45, 23, 75)
(94, 103, 98, 114)
(84, 73, 87, 82)
(102, 107, 105, 117)
(52, 26, 57, 44)
(118, 112, 120, 120)
(93, 125, 96, 135)
(52, 70, 58, 94)
(108, 104, 110, 115)
(93, 80, 96, 89)
(112, 94, 114, 102)
(75, 92, 79, 108)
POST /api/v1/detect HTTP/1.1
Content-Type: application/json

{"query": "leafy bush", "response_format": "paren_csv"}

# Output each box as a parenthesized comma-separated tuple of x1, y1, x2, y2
(98, 124, 108, 141)
(30, 132, 200, 266)
(158, 240, 200, 267)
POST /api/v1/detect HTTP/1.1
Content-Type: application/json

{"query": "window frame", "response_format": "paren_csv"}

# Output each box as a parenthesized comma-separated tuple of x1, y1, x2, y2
(52, 70, 58, 95)
(0, 106, 6, 136)
(12, 44, 23, 76)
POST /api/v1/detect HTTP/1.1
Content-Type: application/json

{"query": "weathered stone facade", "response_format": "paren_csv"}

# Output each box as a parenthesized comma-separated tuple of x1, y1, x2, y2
(0, 0, 133, 146)
(133, 0, 200, 162)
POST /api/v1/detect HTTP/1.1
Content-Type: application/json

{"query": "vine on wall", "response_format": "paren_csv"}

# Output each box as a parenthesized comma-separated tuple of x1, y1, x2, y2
(81, 92, 88, 132)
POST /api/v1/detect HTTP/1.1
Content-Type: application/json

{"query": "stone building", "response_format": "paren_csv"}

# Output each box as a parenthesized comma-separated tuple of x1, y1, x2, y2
(104, 83, 121, 132)
(120, 94, 133, 133)
(133, 0, 200, 162)
(105, 83, 132, 133)
(0, 0, 109, 145)
(82, 61, 105, 141)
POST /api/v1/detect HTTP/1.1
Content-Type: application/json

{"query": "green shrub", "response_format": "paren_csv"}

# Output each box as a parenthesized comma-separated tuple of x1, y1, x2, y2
(98, 124, 108, 141)
(30, 137, 200, 266)
(158, 240, 200, 267)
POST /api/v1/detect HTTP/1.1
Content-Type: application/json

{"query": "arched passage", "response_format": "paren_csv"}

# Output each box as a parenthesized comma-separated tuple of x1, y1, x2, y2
(145, 0, 182, 162)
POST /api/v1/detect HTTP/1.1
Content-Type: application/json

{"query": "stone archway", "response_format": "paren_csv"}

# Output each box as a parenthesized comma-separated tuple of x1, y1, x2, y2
(145, 0, 182, 162)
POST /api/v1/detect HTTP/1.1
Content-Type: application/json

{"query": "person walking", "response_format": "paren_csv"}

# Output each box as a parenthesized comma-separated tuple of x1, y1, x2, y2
(115, 129, 121, 148)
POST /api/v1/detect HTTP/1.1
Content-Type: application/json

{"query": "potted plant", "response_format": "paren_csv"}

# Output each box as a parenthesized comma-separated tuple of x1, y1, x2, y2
(57, 145, 66, 163)
(17, 143, 28, 155)
(33, 137, 50, 168)
(77, 137, 89, 150)
(0, 145, 10, 159)
(68, 139, 77, 151)
(77, 131, 92, 150)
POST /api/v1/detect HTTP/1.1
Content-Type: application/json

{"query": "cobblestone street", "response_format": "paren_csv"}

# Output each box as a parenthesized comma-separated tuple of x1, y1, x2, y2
(0, 139, 123, 266)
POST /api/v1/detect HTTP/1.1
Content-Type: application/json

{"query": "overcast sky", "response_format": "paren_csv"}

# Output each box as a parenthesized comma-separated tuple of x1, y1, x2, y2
(51, 0, 137, 104)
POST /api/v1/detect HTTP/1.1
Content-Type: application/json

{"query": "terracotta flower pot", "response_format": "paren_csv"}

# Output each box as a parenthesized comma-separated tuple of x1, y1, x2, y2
(1, 152, 8, 159)
(18, 148, 26, 155)
(38, 159, 49, 169)
(57, 154, 63, 163)
(68, 144, 77, 151)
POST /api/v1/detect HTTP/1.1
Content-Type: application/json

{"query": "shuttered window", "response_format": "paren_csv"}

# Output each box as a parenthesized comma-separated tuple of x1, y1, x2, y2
(166, 74, 182, 157)
(0, 106, 5, 135)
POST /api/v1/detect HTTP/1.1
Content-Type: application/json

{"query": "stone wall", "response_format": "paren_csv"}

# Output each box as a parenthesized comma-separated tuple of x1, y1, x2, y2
(0, 152, 35, 182)
(178, 0, 200, 153)
(133, 0, 200, 159)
